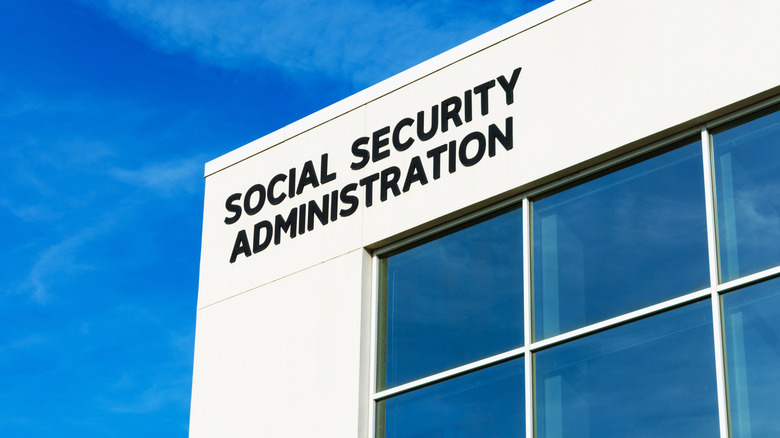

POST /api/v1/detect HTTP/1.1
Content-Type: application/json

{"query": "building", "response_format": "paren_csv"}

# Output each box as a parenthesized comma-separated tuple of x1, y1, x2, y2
(189, 0, 780, 436)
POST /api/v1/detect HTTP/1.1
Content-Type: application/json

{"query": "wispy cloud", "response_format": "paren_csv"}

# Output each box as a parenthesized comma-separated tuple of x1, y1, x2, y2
(18, 225, 105, 304)
(79, 0, 533, 86)
(7, 156, 203, 304)
(103, 379, 189, 414)
(109, 156, 205, 196)
(0, 199, 52, 223)
(102, 331, 194, 415)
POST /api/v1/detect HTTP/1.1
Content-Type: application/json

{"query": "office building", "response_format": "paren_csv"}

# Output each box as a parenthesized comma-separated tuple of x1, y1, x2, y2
(190, 0, 780, 436)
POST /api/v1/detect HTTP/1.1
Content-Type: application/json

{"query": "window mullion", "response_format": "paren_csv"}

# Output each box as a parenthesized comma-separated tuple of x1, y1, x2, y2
(702, 126, 730, 438)
(523, 197, 534, 438)
(369, 252, 380, 438)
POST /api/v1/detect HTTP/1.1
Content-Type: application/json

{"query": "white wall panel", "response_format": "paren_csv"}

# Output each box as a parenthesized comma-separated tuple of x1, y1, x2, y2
(198, 107, 366, 308)
(190, 249, 371, 437)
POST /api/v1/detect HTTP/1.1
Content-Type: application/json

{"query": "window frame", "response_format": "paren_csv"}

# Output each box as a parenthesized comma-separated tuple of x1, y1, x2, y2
(370, 94, 780, 438)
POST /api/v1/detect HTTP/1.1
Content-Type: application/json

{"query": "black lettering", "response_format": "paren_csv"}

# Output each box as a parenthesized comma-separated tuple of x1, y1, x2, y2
(448, 140, 457, 174)
(274, 208, 298, 245)
(359, 173, 380, 207)
(252, 221, 273, 254)
(372, 126, 391, 162)
(340, 183, 359, 217)
(243, 184, 266, 216)
(497, 67, 522, 105)
(403, 156, 429, 192)
(464, 90, 473, 123)
(380, 166, 402, 202)
(459, 132, 486, 167)
(307, 194, 330, 231)
(488, 117, 514, 156)
(330, 189, 339, 222)
(268, 173, 287, 205)
(426, 144, 448, 180)
(473, 80, 495, 116)
(296, 160, 319, 195)
(417, 106, 439, 141)
(320, 154, 337, 184)
(288, 168, 296, 200)
(230, 229, 251, 263)
(298, 203, 306, 235)
(224, 193, 242, 224)
(392, 118, 415, 151)
(350, 137, 370, 170)
(441, 96, 463, 133)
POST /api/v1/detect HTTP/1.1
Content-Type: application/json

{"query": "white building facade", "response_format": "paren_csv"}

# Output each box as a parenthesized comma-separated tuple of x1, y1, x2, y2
(190, 0, 780, 436)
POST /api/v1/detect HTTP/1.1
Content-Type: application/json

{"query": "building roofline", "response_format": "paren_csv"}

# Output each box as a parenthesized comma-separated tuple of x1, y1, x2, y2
(204, 0, 590, 177)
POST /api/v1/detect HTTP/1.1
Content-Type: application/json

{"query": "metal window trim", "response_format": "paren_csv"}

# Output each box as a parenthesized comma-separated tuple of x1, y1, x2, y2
(523, 197, 534, 438)
(705, 94, 780, 132)
(368, 253, 380, 438)
(528, 287, 712, 352)
(718, 265, 780, 295)
(373, 347, 527, 401)
(374, 195, 525, 257)
(369, 95, 780, 438)
(374, 128, 705, 259)
(702, 127, 732, 438)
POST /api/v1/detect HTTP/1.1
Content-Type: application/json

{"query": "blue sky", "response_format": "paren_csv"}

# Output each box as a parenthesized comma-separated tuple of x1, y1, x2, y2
(0, 0, 550, 436)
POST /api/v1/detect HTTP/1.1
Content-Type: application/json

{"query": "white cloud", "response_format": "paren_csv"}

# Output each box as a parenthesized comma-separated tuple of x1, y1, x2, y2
(79, 0, 536, 86)
(0, 199, 51, 223)
(109, 156, 205, 196)
(103, 379, 186, 414)
(20, 226, 103, 304)
(103, 332, 194, 414)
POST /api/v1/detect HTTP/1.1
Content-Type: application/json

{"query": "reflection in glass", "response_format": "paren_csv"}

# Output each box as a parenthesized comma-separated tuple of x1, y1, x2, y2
(379, 208, 523, 390)
(535, 300, 718, 437)
(713, 106, 780, 282)
(378, 359, 524, 438)
(532, 140, 709, 339)
(723, 277, 780, 437)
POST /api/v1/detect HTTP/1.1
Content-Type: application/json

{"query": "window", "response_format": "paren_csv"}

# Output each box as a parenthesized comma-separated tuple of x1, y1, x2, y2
(532, 140, 708, 339)
(713, 105, 780, 282)
(722, 260, 780, 437)
(374, 99, 780, 438)
(535, 301, 718, 437)
(378, 358, 525, 438)
(376, 208, 525, 437)
(378, 208, 524, 390)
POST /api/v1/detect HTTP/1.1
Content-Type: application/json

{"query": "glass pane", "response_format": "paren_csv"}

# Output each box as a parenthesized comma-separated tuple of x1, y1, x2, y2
(378, 359, 524, 438)
(532, 141, 709, 339)
(379, 208, 523, 389)
(713, 106, 780, 282)
(535, 300, 719, 437)
(723, 276, 780, 437)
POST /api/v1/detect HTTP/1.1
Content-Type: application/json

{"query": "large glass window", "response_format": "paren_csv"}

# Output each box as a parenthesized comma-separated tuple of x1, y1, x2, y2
(378, 359, 525, 438)
(535, 301, 719, 437)
(379, 207, 524, 390)
(375, 101, 780, 438)
(713, 105, 780, 282)
(723, 276, 780, 438)
(532, 140, 709, 339)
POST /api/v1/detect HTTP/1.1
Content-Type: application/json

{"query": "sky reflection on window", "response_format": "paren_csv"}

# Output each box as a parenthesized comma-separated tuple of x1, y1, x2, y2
(535, 300, 718, 437)
(713, 106, 780, 282)
(532, 140, 709, 339)
(380, 208, 523, 389)
(379, 359, 524, 438)
(723, 276, 780, 437)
